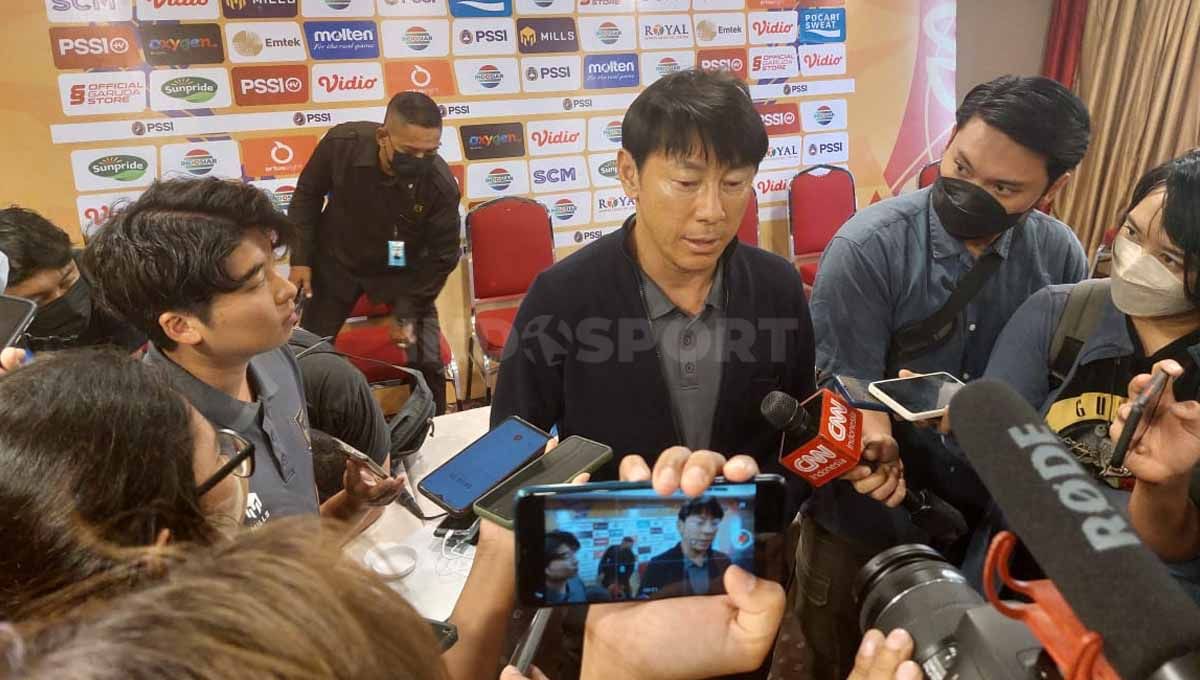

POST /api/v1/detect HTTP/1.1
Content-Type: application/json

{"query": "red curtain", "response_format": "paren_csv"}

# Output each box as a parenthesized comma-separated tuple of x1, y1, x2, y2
(1041, 0, 1089, 86)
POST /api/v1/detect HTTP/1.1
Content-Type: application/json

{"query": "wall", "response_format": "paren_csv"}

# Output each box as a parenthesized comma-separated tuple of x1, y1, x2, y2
(955, 0, 1052, 97)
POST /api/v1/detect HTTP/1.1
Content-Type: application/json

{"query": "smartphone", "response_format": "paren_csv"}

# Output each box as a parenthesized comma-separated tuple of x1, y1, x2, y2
(868, 372, 965, 421)
(418, 416, 551, 516)
(513, 475, 788, 607)
(434, 514, 479, 537)
(335, 438, 390, 479)
(0, 295, 37, 348)
(294, 282, 308, 320)
(831, 375, 889, 412)
(425, 618, 459, 651)
(1109, 368, 1170, 469)
(510, 608, 551, 674)
(474, 436, 614, 529)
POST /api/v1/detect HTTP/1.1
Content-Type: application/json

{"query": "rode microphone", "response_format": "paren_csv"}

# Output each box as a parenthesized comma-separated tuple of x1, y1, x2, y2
(950, 380, 1200, 680)
(762, 390, 968, 547)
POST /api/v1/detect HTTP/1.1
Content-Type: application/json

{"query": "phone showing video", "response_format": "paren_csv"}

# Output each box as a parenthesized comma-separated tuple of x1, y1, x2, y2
(417, 416, 550, 516)
(513, 475, 787, 607)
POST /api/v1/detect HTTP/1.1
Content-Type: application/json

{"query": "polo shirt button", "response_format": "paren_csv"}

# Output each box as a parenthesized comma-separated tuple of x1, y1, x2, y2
(963, 372, 971, 380)
(968, 323, 977, 332)
(683, 333, 693, 347)
(685, 362, 695, 374)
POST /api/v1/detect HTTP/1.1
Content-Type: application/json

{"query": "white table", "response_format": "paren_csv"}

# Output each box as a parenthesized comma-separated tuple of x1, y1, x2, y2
(345, 406, 492, 620)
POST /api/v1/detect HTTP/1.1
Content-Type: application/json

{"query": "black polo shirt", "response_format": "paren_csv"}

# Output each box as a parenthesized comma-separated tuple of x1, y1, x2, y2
(146, 344, 319, 525)
(288, 121, 462, 318)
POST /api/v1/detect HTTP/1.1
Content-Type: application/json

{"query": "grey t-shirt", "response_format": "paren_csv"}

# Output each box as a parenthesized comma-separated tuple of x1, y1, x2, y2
(147, 344, 320, 526)
(640, 263, 725, 450)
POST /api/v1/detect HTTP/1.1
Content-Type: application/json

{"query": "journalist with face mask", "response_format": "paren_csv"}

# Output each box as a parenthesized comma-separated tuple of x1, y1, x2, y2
(976, 149, 1200, 601)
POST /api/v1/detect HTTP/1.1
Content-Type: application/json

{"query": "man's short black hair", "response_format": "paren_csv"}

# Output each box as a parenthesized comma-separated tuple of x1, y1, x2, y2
(0, 207, 73, 288)
(310, 429, 346, 505)
(678, 496, 725, 522)
(622, 68, 767, 170)
(955, 75, 1091, 184)
(1160, 150, 1200, 306)
(386, 92, 442, 129)
(545, 530, 580, 563)
(81, 177, 296, 351)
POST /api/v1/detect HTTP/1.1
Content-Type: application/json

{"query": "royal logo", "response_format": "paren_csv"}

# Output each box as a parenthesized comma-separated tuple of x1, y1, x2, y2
(474, 64, 503, 88)
(89, 154, 149, 182)
(596, 21, 621, 44)
(552, 198, 576, 221)
(598, 159, 618, 178)
(485, 167, 513, 190)
(404, 26, 433, 50)
(180, 148, 216, 175)
(161, 76, 218, 103)
(643, 23, 687, 37)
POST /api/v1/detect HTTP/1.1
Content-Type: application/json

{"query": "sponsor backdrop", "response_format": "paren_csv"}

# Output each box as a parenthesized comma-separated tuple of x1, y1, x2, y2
(2, 0, 954, 391)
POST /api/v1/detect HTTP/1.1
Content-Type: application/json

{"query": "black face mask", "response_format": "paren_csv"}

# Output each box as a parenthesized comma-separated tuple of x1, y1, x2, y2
(27, 277, 92, 349)
(390, 151, 435, 178)
(931, 176, 1031, 240)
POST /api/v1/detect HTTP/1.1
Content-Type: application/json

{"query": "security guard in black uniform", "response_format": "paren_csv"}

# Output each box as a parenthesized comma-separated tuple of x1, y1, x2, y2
(289, 92, 461, 414)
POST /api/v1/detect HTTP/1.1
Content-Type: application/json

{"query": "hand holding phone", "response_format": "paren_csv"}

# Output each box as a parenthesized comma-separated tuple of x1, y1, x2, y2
(868, 372, 965, 421)
(1110, 367, 1171, 470)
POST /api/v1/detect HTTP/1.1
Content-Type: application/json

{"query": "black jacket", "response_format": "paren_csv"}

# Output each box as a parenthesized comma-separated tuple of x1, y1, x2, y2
(288, 121, 461, 318)
(637, 544, 732, 599)
(491, 217, 816, 506)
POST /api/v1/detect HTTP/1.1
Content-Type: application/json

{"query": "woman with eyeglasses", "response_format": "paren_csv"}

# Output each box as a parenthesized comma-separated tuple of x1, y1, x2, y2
(965, 149, 1200, 601)
(0, 348, 254, 619)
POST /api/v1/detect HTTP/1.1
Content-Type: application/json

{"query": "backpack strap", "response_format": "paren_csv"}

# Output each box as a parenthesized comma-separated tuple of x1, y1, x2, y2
(1049, 278, 1112, 388)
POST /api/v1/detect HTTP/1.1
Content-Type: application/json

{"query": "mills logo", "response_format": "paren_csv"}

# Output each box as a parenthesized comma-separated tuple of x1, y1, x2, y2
(221, 0, 299, 18)
(180, 148, 217, 175)
(552, 198, 577, 221)
(485, 167, 513, 191)
(516, 17, 578, 53)
(161, 76, 218, 103)
(89, 154, 149, 182)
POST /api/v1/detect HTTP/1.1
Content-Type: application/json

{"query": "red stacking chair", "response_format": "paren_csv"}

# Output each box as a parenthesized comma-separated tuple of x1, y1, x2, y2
(918, 160, 940, 189)
(465, 197, 555, 403)
(788, 165, 856, 287)
(736, 190, 760, 247)
(332, 295, 463, 412)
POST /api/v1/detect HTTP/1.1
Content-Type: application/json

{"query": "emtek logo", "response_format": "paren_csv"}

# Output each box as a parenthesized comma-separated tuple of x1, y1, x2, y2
(583, 53, 638, 89)
(89, 154, 148, 182)
(800, 8, 845, 43)
(161, 76, 218, 103)
(304, 21, 379, 59)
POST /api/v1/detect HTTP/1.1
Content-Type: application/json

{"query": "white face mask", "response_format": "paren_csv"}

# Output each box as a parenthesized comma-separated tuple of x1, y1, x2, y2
(1110, 233, 1193, 318)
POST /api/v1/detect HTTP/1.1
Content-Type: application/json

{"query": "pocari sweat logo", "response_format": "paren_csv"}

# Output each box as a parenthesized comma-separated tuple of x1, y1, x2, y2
(800, 8, 845, 43)
(448, 0, 511, 17)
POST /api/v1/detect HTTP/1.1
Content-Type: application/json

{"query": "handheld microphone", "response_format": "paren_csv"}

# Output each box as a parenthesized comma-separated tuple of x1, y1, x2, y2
(949, 380, 1200, 680)
(762, 390, 968, 546)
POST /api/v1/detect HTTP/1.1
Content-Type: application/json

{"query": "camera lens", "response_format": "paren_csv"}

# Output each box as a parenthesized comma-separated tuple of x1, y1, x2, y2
(855, 544, 984, 673)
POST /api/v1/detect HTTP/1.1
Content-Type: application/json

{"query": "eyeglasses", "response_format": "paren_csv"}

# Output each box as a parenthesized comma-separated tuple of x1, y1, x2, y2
(195, 429, 256, 497)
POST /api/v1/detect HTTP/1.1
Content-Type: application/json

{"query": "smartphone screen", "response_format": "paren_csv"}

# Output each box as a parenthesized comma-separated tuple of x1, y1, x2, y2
(0, 295, 37, 348)
(418, 417, 550, 515)
(474, 436, 613, 528)
(870, 372, 964, 417)
(515, 476, 786, 606)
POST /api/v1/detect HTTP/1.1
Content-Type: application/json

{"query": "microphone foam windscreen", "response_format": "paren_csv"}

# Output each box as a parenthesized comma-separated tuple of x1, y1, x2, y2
(950, 380, 1200, 679)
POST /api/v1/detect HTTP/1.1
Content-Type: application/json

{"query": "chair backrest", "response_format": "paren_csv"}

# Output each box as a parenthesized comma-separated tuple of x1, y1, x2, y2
(466, 196, 555, 302)
(736, 190, 759, 246)
(348, 295, 390, 319)
(918, 160, 940, 189)
(788, 165, 856, 257)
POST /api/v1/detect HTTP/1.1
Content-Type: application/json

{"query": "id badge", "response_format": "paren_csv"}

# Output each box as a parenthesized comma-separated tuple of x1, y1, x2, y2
(388, 240, 407, 268)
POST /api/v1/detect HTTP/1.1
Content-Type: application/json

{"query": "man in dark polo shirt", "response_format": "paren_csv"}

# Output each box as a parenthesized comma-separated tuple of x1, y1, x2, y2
(288, 91, 461, 415)
(84, 177, 402, 529)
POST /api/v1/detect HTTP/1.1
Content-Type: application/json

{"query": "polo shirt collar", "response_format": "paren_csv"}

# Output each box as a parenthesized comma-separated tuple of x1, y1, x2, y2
(926, 190, 1018, 261)
(354, 127, 383, 168)
(146, 344, 279, 427)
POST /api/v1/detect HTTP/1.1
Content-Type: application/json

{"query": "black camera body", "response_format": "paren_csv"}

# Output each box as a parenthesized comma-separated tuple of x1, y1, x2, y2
(856, 545, 1058, 680)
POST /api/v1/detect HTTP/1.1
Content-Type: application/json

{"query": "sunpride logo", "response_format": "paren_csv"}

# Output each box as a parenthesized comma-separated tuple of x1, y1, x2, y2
(485, 167, 513, 190)
(89, 154, 149, 182)
(181, 149, 216, 175)
(404, 27, 433, 50)
(161, 77, 218, 103)
(552, 198, 576, 220)
(599, 159, 618, 178)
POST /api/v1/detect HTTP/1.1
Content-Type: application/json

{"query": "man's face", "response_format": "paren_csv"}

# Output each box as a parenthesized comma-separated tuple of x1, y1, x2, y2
(546, 544, 579, 581)
(5, 260, 79, 306)
(181, 231, 297, 360)
(377, 122, 442, 167)
(618, 147, 755, 275)
(678, 511, 721, 555)
(939, 116, 1064, 214)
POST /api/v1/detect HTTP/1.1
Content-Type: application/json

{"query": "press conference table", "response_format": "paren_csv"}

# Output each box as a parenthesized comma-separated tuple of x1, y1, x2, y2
(344, 405, 493, 621)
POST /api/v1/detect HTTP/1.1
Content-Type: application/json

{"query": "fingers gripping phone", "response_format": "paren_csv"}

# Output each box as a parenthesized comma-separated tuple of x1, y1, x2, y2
(474, 436, 613, 529)
(868, 372, 965, 421)
(1109, 368, 1170, 469)
(418, 416, 551, 516)
(513, 475, 787, 607)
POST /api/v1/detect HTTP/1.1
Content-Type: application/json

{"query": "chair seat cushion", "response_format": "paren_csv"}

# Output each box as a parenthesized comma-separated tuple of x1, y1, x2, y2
(333, 326, 409, 384)
(798, 262, 819, 286)
(475, 307, 518, 357)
